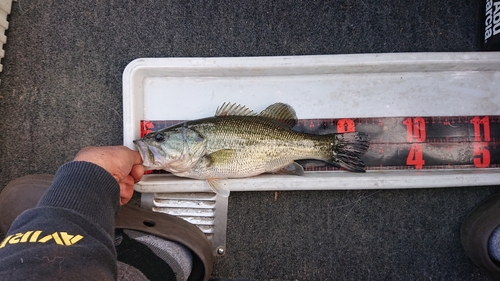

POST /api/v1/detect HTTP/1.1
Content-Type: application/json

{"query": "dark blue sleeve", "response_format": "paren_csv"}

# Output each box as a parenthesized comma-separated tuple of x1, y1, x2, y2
(0, 161, 121, 281)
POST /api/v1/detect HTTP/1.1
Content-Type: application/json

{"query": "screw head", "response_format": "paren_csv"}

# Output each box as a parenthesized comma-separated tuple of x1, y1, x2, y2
(217, 247, 225, 255)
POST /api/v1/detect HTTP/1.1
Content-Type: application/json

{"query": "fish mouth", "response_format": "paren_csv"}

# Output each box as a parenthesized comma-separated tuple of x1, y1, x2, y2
(133, 140, 157, 169)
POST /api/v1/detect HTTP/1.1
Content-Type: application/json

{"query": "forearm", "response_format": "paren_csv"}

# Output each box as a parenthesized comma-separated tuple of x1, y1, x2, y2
(0, 161, 121, 280)
(37, 161, 121, 236)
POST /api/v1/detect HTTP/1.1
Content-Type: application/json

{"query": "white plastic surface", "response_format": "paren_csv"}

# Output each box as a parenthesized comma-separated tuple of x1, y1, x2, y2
(0, 0, 12, 77)
(123, 53, 500, 193)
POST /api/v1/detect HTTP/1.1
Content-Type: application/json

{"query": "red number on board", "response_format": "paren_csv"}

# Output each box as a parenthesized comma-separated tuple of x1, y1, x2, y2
(140, 121, 155, 137)
(407, 144, 425, 169)
(403, 117, 426, 142)
(471, 116, 491, 142)
(337, 119, 355, 133)
(473, 142, 491, 168)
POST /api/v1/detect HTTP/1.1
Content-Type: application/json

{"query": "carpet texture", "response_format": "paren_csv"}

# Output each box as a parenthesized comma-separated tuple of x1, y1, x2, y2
(1, 0, 499, 280)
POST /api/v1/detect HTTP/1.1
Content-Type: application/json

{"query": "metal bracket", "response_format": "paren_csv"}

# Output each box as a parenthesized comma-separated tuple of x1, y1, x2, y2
(141, 192, 228, 256)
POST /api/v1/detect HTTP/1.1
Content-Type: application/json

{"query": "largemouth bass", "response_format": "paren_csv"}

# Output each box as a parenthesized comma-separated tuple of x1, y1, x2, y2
(134, 103, 369, 197)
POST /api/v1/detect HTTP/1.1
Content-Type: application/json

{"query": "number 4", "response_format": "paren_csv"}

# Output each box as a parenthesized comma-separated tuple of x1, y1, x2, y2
(407, 144, 425, 169)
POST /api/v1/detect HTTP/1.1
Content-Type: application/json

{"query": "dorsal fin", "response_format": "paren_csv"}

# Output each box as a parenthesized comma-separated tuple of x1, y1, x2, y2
(259, 103, 297, 128)
(215, 102, 257, 117)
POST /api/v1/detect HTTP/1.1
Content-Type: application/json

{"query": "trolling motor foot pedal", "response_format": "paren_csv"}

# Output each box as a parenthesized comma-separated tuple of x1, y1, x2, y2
(141, 192, 229, 256)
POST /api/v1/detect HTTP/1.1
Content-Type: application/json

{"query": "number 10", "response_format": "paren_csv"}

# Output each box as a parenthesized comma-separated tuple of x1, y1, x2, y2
(404, 118, 426, 169)
(403, 117, 426, 142)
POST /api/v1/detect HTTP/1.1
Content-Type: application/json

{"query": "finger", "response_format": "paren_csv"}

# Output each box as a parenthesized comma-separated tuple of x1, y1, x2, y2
(119, 176, 135, 205)
(121, 175, 135, 190)
(117, 146, 142, 164)
(130, 164, 144, 183)
(120, 192, 133, 205)
(131, 150, 143, 165)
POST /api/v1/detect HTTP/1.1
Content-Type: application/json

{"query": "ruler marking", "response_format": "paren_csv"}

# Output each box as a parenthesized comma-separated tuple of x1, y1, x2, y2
(139, 116, 500, 171)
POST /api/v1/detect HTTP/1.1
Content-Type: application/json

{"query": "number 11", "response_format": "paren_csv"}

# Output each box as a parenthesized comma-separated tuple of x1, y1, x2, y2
(470, 116, 491, 141)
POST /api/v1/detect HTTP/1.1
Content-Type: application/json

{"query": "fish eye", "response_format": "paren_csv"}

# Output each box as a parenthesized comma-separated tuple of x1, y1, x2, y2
(154, 133, 165, 142)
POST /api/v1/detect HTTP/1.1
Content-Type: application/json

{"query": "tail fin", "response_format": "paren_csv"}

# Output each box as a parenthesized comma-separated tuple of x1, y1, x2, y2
(330, 132, 370, 172)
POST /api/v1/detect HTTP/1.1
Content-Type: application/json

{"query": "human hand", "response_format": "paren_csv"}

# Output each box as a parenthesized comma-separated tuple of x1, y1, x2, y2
(73, 146, 144, 205)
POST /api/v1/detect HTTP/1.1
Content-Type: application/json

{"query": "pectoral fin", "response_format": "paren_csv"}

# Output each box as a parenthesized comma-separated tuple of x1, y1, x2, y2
(206, 149, 237, 166)
(273, 162, 304, 176)
(207, 178, 230, 197)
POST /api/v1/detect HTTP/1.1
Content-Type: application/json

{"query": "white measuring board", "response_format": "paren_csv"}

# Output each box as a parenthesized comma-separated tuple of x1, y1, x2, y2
(123, 53, 500, 193)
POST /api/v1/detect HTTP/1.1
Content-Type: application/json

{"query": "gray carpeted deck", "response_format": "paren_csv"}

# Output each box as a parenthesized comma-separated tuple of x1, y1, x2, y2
(1, 0, 499, 280)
